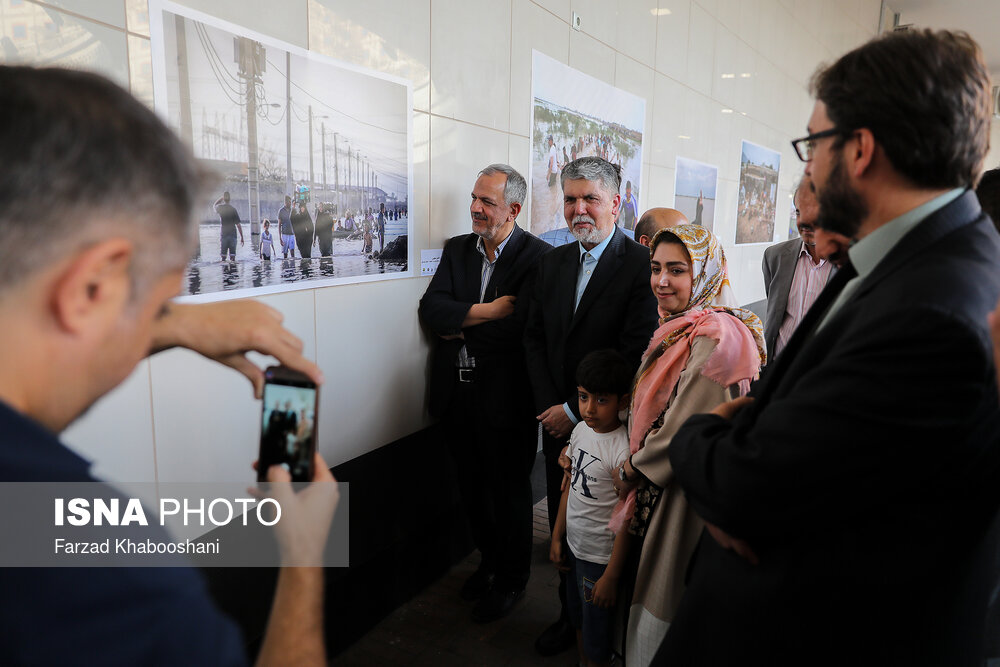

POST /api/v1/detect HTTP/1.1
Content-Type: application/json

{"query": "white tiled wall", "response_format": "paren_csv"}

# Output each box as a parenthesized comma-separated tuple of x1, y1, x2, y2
(14, 0, 895, 483)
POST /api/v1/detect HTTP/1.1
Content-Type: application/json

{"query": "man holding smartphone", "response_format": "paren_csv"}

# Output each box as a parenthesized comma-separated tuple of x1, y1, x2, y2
(0, 65, 339, 665)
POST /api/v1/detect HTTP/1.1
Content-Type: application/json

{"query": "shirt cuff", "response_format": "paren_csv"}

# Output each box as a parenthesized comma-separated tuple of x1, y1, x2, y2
(561, 403, 579, 425)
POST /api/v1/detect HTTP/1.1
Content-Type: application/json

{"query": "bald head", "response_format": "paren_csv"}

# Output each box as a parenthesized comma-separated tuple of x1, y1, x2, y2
(793, 177, 819, 246)
(635, 208, 689, 246)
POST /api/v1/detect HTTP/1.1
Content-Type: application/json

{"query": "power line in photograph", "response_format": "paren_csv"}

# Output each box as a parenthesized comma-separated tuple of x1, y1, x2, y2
(265, 56, 406, 136)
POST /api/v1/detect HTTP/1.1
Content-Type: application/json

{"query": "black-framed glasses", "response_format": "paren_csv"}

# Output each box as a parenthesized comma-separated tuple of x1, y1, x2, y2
(791, 128, 844, 162)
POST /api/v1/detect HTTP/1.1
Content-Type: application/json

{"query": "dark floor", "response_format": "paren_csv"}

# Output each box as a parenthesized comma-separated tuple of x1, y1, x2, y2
(335, 454, 576, 666)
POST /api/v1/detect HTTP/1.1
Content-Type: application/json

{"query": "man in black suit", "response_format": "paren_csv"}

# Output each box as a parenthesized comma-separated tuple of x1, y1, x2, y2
(524, 156, 658, 654)
(418, 164, 551, 623)
(658, 30, 1000, 665)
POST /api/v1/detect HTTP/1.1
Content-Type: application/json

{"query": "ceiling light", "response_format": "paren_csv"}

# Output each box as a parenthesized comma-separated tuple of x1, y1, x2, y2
(651, 8, 672, 16)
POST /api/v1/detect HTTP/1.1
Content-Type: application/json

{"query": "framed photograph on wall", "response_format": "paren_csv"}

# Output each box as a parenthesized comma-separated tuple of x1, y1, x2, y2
(529, 50, 646, 246)
(674, 156, 718, 232)
(150, 0, 413, 300)
(735, 140, 781, 245)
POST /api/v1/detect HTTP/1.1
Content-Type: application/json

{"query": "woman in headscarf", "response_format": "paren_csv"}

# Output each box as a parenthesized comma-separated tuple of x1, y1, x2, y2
(613, 224, 766, 665)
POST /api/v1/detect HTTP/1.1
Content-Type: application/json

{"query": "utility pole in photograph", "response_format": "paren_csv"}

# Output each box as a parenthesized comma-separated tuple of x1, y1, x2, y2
(308, 105, 314, 197)
(235, 36, 265, 247)
(285, 52, 292, 200)
(333, 132, 339, 214)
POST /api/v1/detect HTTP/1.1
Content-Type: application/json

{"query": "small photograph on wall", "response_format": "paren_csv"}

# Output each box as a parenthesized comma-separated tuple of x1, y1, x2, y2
(674, 157, 718, 232)
(735, 140, 781, 245)
(529, 50, 646, 247)
(150, 1, 413, 300)
(787, 205, 799, 241)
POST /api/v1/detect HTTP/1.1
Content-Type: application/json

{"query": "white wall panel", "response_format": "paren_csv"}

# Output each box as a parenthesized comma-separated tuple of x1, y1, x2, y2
(428, 116, 510, 244)
(571, 0, 618, 47)
(173, 0, 308, 48)
(62, 361, 157, 483)
(150, 290, 317, 483)
(430, 0, 511, 130)
(615, 0, 658, 68)
(654, 0, 690, 83)
(568, 24, 615, 85)
(509, 0, 571, 137)
(313, 278, 432, 467)
(308, 0, 431, 113)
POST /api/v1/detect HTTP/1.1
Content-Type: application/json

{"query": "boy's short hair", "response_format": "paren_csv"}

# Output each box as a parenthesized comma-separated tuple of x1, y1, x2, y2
(576, 349, 632, 397)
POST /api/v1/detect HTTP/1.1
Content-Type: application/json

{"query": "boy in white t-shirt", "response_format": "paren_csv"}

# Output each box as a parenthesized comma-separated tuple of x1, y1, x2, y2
(550, 349, 633, 667)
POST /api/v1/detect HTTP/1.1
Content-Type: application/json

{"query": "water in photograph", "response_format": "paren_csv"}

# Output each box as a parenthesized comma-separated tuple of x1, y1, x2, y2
(184, 219, 408, 295)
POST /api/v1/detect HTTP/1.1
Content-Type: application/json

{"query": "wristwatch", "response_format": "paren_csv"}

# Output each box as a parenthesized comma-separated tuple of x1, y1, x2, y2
(618, 456, 633, 482)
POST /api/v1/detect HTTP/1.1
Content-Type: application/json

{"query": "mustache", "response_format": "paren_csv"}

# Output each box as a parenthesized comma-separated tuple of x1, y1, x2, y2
(572, 215, 595, 225)
(472, 213, 488, 221)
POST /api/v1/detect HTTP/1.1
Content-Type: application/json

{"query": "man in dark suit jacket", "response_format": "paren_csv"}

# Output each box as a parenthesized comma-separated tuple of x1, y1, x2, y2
(762, 177, 836, 359)
(524, 157, 658, 654)
(419, 164, 551, 623)
(657, 30, 1000, 665)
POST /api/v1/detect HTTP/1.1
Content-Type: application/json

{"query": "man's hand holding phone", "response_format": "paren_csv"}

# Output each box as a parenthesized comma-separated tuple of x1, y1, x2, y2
(263, 452, 339, 567)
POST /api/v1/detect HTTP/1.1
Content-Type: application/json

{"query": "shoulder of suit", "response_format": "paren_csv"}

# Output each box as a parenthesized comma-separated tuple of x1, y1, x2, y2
(764, 238, 799, 257)
(443, 233, 477, 251)
(519, 227, 555, 252)
(541, 240, 579, 262)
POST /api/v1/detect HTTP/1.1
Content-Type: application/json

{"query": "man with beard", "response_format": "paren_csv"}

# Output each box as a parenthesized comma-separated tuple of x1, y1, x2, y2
(657, 30, 1000, 665)
(524, 156, 658, 655)
(761, 176, 837, 359)
(290, 202, 314, 259)
(418, 164, 550, 623)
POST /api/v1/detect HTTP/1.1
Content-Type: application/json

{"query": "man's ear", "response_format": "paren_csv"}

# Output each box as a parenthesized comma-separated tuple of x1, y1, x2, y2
(50, 239, 134, 336)
(611, 193, 622, 217)
(508, 201, 522, 222)
(848, 128, 877, 178)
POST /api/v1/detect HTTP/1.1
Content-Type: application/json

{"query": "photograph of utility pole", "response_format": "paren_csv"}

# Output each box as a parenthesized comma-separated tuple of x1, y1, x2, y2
(152, 2, 412, 298)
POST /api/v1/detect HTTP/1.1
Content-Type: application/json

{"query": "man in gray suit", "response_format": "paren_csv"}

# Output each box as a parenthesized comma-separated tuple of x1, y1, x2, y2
(761, 177, 836, 359)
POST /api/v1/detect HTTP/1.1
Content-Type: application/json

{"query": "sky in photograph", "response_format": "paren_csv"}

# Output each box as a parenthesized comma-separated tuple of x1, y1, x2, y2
(532, 50, 645, 134)
(162, 10, 409, 200)
(675, 157, 718, 199)
(740, 140, 781, 171)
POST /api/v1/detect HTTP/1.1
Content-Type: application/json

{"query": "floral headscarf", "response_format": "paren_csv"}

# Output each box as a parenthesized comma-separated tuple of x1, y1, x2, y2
(609, 224, 765, 533)
(647, 224, 765, 362)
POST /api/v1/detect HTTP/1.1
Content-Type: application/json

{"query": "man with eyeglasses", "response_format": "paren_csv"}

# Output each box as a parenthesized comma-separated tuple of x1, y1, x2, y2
(761, 176, 836, 360)
(656, 30, 1000, 665)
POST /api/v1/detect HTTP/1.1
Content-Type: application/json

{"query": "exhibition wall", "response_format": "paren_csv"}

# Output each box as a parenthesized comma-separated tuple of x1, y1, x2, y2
(0, 0, 907, 481)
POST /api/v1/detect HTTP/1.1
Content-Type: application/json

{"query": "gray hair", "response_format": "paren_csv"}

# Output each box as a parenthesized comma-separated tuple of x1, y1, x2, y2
(561, 157, 622, 197)
(479, 163, 527, 207)
(0, 66, 204, 297)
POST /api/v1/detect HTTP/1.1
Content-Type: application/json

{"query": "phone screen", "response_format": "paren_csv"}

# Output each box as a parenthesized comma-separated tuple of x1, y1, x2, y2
(259, 368, 317, 482)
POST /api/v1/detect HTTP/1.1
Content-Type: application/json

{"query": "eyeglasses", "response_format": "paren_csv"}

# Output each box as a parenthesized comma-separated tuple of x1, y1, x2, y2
(791, 128, 844, 162)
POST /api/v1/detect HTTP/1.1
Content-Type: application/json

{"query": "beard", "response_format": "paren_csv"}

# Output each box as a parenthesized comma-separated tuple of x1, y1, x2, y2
(472, 215, 503, 241)
(569, 215, 608, 245)
(816, 151, 868, 239)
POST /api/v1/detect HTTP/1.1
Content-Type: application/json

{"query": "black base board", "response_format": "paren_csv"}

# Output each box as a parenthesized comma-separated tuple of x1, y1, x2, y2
(200, 423, 475, 659)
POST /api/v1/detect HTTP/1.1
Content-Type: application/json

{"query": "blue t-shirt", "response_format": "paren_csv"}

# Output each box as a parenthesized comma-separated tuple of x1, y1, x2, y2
(0, 400, 247, 666)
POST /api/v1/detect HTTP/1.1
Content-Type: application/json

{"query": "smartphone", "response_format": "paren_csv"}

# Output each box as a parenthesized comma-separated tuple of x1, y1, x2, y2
(258, 365, 319, 482)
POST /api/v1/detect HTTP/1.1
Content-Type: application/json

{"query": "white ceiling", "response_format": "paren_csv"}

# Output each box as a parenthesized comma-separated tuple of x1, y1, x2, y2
(890, 0, 1000, 76)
